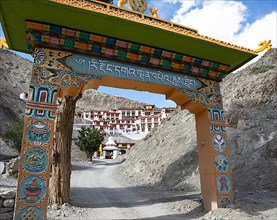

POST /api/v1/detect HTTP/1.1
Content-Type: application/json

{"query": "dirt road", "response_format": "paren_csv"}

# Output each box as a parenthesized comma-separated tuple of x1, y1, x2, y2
(67, 159, 199, 220)
(48, 159, 276, 220)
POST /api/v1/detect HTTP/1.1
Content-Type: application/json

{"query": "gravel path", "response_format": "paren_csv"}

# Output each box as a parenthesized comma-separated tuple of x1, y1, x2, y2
(0, 159, 276, 220)
(47, 159, 276, 220)
(49, 159, 196, 220)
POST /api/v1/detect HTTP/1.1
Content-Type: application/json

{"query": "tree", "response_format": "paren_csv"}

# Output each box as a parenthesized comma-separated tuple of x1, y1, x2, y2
(75, 127, 105, 161)
(3, 119, 24, 152)
(49, 94, 82, 205)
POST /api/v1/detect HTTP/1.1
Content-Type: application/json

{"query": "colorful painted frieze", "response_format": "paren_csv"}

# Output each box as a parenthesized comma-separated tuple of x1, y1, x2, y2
(15, 116, 54, 219)
(26, 21, 230, 81)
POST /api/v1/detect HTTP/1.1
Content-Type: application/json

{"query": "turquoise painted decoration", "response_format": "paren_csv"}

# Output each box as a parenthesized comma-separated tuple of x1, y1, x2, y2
(66, 54, 203, 90)
(19, 176, 46, 203)
(215, 154, 228, 172)
(208, 109, 226, 132)
(23, 148, 48, 173)
(217, 174, 231, 192)
(213, 134, 226, 152)
(27, 122, 50, 146)
(16, 206, 44, 220)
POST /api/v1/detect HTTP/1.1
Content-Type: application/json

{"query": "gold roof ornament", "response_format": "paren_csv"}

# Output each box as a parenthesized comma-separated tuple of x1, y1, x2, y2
(0, 37, 9, 49)
(150, 8, 158, 18)
(128, 0, 147, 13)
(118, 0, 127, 8)
(254, 40, 272, 53)
(118, 0, 159, 18)
(118, 0, 148, 13)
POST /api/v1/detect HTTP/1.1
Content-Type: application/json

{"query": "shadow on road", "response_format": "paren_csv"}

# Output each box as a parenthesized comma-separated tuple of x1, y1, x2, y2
(71, 185, 204, 219)
(72, 159, 126, 171)
(71, 164, 93, 171)
(116, 207, 203, 220)
(71, 186, 201, 209)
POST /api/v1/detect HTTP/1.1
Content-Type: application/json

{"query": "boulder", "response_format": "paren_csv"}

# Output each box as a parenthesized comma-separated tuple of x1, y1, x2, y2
(5, 157, 19, 175)
(0, 190, 16, 199)
(2, 199, 14, 208)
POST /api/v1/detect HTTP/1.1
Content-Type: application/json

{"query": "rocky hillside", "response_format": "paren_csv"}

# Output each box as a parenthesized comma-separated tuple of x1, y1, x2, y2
(119, 49, 277, 192)
(222, 49, 277, 191)
(0, 50, 32, 134)
(76, 90, 147, 111)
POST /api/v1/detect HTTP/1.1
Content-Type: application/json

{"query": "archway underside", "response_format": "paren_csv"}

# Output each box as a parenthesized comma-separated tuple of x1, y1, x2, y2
(14, 22, 234, 219)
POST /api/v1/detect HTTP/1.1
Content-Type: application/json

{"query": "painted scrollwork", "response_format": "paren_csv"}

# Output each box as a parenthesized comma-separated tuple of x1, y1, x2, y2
(31, 66, 101, 88)
(181, 88, 223, 109)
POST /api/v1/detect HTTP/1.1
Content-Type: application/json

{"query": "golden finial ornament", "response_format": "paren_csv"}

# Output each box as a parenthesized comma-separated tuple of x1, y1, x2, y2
(118, 0, 127, 8)
(254, 40, 272, 53)
(118, 0, 147, 13)
(0, 37, 9, 49)
(150, 8, 158, 18)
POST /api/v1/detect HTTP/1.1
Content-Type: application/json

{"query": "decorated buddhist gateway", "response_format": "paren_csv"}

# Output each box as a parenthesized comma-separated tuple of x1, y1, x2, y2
(0, 0, 269, 219)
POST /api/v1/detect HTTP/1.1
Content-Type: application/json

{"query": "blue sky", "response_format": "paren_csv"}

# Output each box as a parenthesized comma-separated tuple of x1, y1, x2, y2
(1, 0, 276, 107)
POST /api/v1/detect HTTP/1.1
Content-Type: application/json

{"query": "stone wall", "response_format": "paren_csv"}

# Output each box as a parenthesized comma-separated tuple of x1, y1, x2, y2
(0, 189, 16, 220)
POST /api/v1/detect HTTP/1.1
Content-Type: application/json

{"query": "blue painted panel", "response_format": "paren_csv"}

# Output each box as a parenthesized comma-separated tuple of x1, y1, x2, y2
(19, 176, 46, 203)
(66, 54, 203, 90)
(17, 206, 44, 220)
(23, 148, 48, 173)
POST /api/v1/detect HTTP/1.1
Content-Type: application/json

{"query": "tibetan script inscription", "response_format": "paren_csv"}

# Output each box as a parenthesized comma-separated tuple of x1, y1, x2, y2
(66, 54, 202, 90)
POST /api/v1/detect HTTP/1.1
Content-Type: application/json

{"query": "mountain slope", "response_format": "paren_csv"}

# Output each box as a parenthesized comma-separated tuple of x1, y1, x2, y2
(76, 90, 147, 111)
(222, 49, 277, 191)
(0, 50, 32, 134)
(119, 49, 277, 192)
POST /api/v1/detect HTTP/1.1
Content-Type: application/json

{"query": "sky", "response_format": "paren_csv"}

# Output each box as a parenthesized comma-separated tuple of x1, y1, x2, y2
(1, 0, 276, 107)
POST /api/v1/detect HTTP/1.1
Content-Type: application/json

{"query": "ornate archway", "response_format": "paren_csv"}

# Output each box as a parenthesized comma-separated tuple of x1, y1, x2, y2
(0, 1, 258, 219)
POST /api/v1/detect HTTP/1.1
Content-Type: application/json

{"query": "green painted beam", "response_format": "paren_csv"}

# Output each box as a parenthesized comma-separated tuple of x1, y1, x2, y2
(0, 0, 257, 73)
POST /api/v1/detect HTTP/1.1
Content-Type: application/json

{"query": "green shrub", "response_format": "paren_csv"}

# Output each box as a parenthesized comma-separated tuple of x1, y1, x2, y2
(10, 171, 19, 178)
(3, 119, 24, 152)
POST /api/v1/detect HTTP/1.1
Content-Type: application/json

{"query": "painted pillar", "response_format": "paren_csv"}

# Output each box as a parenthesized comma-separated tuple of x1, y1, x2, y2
(195, 108, 233, 211)
(14, 67, 57, 219)
(13, 46, 102, 219)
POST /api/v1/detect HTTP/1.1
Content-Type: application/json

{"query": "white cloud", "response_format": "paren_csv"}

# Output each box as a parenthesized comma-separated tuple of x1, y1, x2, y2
(235, 12, 277, 49)
(165, 0, 197, 14)
(168, 0, 276, 51)
(172, 1, 247, 42)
